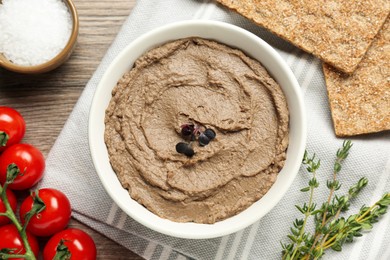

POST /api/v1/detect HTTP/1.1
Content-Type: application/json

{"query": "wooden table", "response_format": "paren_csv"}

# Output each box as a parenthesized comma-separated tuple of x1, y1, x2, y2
(0, 0, 142, 259)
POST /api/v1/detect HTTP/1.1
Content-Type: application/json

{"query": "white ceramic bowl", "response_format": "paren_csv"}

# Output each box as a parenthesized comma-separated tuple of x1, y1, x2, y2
(89, 20, 306, 239)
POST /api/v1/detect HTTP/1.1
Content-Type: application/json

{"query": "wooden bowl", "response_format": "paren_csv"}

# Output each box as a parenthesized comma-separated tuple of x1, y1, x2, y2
(0, 0, 79, 74)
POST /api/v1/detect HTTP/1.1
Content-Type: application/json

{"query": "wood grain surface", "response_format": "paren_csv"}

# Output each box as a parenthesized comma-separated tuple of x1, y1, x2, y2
(0, 0, 143, 259)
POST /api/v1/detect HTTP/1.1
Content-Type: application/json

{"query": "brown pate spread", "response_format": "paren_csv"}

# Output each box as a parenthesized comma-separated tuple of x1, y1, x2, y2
(104, 37, 289, 224)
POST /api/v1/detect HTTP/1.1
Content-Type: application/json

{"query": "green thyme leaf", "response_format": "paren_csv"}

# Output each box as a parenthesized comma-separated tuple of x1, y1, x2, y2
(300, 187, 310, 192)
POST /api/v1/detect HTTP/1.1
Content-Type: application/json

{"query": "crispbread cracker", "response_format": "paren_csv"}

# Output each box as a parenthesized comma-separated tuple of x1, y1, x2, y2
(215, 0, 389, 74)
(323, 18, 390, 137)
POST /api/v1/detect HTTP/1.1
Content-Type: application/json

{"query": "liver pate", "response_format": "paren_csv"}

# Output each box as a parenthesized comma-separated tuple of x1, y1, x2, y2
(104, 37, 289, 224)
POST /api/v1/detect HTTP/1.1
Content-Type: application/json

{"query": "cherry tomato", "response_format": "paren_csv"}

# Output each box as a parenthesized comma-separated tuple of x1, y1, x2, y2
(43, 228, 97, 260)
(0, 189, 17, 226)
(0, 224, 39, 260)
(20, 188, 71, 237)
(0, 143, 45, 190)
(0, 107, 26, 153)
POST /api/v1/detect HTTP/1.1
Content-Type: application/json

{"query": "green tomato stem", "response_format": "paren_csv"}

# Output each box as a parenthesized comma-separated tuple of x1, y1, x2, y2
(22, 190, 46, 234)
(0, 131, 9, 147)
(0, 182, 36, 260)
(2, 254, 29, 259)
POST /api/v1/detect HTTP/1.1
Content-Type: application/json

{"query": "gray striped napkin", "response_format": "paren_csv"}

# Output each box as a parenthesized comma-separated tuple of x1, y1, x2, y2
(39, 0, 390, 259)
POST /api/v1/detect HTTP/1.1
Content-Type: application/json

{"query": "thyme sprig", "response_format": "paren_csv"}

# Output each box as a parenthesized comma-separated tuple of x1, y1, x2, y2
(282, 141, 390, 260)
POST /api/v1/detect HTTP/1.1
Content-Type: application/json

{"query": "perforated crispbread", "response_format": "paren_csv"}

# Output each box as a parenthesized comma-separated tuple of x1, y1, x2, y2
(323, 18, 390, 137)
(215, 0, 389, 74)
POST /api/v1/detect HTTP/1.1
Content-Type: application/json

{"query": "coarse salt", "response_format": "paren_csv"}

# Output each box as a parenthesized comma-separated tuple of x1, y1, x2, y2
(0, 0, 72, 66)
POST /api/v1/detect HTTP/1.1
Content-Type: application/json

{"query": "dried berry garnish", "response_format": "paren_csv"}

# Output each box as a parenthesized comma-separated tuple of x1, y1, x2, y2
(204, 128, 216, 140)
(176, 142, 188, 153)
(181, 124, 194, 137)
(198, 133, 210, 146)
(176, 124, 216, 156)
(175, 142, 194, 157)
(184, 148, 195, 157)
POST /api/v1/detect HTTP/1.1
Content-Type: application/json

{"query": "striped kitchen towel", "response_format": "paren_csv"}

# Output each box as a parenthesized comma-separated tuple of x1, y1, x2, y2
(39, 0, 390, 259)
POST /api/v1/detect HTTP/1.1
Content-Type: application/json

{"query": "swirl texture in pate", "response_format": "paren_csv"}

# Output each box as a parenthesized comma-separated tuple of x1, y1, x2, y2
(104, 37, 289, 224)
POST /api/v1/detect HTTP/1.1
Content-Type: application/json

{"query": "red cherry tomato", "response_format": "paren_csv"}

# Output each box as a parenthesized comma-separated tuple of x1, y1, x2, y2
(0, 143, 45, 190)
(43, 228, 97, 260)
(0, 224, 39, 260)
(0, 189, 17, 226)
(20, 188, 71, 237)
(0, 107, 26, 153)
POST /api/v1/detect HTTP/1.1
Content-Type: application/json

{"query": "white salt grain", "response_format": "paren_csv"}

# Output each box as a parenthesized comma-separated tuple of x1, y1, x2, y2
(0, 0, 72, 66)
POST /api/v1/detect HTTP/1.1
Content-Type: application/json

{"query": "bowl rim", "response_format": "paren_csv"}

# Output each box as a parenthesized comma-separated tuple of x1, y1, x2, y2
(0, 0, 79, 74)
(89, 20, 307, 239)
